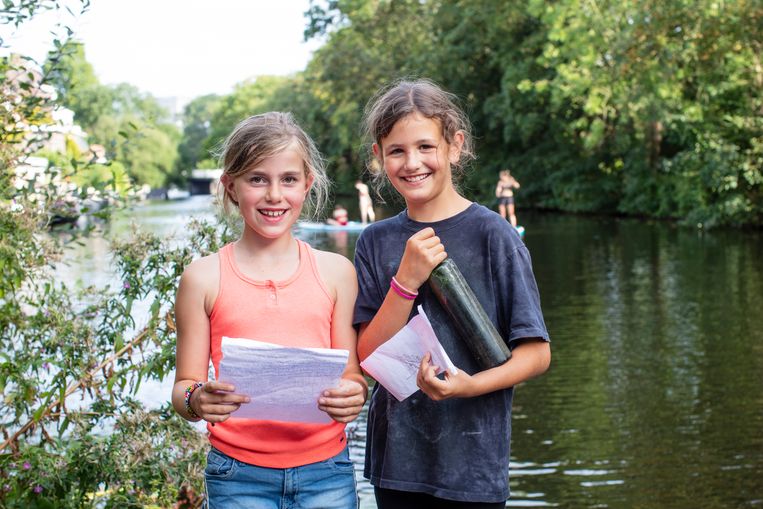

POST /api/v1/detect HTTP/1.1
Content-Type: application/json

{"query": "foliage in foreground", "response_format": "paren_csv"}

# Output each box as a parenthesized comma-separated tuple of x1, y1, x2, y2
(0, 191, 236, 507)
(2, 2, 228, 506)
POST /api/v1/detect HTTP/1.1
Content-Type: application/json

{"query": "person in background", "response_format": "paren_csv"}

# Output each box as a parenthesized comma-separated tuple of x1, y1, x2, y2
(328, 203, 349, 226)
(355, 180, 376, 224)
(172, 112, 367, 509)
(353, 79, 551, 509)
(495, 169, 520, 227)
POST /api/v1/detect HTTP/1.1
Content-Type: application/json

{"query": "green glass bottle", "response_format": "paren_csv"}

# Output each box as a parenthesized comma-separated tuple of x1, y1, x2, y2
(428, 258, 512, 370)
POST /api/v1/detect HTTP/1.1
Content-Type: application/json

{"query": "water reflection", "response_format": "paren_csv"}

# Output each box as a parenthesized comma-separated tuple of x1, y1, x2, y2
(514, 213, 763, 509)
(56, 201, 763, 509)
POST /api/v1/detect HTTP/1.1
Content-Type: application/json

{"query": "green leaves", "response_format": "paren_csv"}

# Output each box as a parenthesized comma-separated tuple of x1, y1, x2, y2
(164, 0, 762, 226)
(1, 188, 230, 504)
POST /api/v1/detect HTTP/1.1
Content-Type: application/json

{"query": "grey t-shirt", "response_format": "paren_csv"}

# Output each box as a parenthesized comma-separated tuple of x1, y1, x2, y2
(353, 202, 550, 503)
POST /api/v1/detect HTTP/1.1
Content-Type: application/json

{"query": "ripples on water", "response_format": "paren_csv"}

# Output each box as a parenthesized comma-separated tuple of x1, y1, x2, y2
(59, 199, 763, 508)
(514, 214, 763, 509)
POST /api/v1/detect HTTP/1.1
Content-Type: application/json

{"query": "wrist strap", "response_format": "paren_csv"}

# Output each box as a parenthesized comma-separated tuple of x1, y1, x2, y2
(390, 277, 418, 300)
(184, 381, 204, 419)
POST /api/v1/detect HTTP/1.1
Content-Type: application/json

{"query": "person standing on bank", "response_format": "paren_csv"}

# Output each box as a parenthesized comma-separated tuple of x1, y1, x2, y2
(355, 179, 376, 224)
(172, 112, 367, 509)
(353, 79, 551, 509)
(496, 169, 520, 227)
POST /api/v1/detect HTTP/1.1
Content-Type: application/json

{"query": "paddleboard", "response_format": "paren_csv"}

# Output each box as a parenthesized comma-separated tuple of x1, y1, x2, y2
(296, 221, 369, 232)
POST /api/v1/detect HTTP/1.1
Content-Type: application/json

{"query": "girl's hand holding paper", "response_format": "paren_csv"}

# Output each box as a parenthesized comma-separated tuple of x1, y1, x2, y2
(318, 378, 366, 423)
(416, 352, 473, 401)
(360, 306, 456, 401)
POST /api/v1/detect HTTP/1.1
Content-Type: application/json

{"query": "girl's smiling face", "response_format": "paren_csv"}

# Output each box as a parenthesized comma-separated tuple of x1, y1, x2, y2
(222, 143, 312, 240)
(374, 113, 463, 212)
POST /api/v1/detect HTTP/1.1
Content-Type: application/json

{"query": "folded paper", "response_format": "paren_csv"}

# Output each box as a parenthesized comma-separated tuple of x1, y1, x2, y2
(361, 306, 456, 401)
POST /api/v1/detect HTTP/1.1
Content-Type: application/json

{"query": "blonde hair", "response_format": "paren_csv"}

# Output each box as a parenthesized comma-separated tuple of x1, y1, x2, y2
(362, 78, 475, 189)
(218, 112, 329, 218)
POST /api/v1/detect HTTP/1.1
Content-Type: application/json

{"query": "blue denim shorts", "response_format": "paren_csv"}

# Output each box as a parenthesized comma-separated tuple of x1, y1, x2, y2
(204, 446, 358, 509)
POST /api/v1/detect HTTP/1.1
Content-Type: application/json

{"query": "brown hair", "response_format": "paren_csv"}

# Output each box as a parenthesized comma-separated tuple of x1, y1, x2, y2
(217, 112, 329, 218)
(362, 78, 475, 189)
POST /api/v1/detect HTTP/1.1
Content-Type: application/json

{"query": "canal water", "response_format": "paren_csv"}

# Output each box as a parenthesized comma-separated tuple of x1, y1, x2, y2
(59, 196, 763, 508)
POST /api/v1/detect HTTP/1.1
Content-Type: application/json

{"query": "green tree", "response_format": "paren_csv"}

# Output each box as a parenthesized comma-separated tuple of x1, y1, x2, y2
(204, 75, 291, 155)
(302, 0, 441, 192)
(516, 0, 763, 225)
(300, 0, 762, 226)
(44, 47, 182, 189)
(177, 94, 221, 175)
(44, 41, 113, 130)
(114, 119, 180, 188)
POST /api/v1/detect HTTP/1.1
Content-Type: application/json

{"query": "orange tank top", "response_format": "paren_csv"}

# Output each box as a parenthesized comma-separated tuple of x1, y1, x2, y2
(207, 239, 346, 468)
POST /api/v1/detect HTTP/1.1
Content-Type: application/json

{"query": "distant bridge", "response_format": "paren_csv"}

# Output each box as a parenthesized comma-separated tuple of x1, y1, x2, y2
(188, 168, 223, 195)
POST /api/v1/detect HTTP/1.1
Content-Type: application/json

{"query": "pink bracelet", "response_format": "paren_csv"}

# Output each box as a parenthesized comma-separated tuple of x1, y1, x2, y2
(390, 277, 418, 300)
(390, 282, 416, 300)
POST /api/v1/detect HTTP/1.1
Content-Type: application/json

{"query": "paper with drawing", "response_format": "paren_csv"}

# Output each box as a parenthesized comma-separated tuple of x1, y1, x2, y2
(361, 306, 457, 401)
(219, 337, 348, 423)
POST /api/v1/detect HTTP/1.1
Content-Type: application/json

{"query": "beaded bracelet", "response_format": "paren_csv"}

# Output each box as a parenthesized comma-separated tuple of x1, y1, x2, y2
(390, 276, 418, 300)
(184, 381, 204, 419)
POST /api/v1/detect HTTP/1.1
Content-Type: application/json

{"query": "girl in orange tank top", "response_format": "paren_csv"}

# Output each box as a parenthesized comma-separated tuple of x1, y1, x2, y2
(172, 112, 367, 508)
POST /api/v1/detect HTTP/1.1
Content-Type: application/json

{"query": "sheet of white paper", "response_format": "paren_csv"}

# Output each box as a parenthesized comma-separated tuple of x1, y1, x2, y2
(360, 306, 457, 402)
(218, 337, 349, 423)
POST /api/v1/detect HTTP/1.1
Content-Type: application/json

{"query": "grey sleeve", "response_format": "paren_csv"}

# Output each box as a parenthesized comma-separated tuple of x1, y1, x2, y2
(498, 245, 550, 347)
(353, 234, 384, 327)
